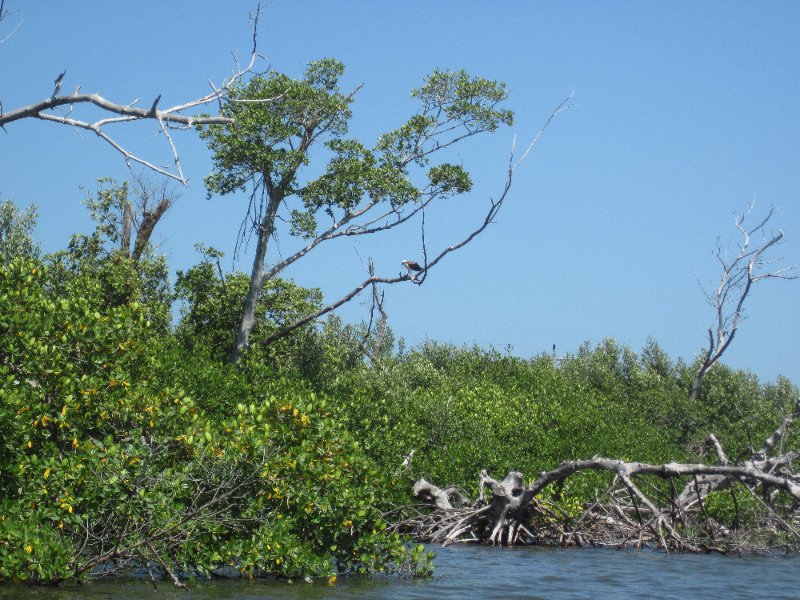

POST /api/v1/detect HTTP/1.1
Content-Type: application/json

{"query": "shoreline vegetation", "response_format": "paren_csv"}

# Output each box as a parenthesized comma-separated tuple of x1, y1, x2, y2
(1, 227, 798, 585)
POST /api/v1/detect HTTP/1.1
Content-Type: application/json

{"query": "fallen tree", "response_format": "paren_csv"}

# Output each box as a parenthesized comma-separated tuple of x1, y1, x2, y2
(395, 397, 800, 554)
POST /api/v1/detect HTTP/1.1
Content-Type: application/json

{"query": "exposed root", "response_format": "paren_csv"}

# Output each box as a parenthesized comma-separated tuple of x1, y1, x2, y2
(393, 399, 800, 554)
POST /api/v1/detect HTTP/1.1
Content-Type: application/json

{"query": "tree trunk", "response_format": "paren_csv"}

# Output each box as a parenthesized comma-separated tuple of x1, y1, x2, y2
(131, 198, 171, 263)
(120, 201, 133, 256)
(232, 190, 281, 362)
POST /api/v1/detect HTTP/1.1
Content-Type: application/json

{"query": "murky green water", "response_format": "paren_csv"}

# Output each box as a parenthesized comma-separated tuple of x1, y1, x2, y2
(1, 546, 797, 599)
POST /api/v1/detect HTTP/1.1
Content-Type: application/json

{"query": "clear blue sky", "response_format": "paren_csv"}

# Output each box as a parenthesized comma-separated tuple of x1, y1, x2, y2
(2, 1, 798, 384)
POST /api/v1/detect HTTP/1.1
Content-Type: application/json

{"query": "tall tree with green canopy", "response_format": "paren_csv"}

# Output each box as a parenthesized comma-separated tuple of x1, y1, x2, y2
(200, 58, 516, 361)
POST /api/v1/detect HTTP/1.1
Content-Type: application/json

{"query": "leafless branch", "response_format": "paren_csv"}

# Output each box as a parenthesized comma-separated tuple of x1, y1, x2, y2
(364, 258, 390, 360)
(0, 0, 22, 45)
(0, 4, 265, 184)
(254, 96, 572, 347)
(704, 434, 729, 465)
(514, 91, 574, 168)
(403, 416, 800, 551)
(759, 396, 800, 460)
(690, 202, 797, 400)
(146, 540, 186, 589)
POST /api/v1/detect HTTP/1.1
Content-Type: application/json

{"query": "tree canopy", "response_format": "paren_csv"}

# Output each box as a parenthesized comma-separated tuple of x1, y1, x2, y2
(200, 58, 514, 360)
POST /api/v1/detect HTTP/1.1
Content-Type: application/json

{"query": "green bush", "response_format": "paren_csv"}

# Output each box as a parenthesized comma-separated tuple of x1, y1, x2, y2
(321, 338, 796, 507)
(0, 258, 423, 583)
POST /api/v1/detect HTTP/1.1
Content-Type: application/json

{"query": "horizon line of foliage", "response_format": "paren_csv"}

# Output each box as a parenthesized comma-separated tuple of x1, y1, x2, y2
(2, 181, 798, 583)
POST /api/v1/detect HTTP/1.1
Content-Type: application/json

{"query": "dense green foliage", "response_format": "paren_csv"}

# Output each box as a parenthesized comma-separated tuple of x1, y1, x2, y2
(0, 255, 430, 583)
(317, 338, 798, 505)
(1, 208, 797, 582)
(0, 199, 39, 265)
(0, 191, 430, 584)
(200, 60, 511, 238)
(175, 246, 323, 365)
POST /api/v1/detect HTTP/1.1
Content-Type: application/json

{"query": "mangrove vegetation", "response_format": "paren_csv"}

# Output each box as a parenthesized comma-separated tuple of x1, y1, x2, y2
(1, 186, 799, 584)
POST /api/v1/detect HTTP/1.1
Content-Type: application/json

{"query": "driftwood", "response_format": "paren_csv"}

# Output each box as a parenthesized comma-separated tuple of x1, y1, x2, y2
(395, 398, 800, 554)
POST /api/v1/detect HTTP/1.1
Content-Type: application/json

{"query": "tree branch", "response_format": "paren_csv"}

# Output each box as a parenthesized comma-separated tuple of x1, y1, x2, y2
(0, 5, 264, 184)
(690, 203, 797, 400)
(255, 95, 572, 347)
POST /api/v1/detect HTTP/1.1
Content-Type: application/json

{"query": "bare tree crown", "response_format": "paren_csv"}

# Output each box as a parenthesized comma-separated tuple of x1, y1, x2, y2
(690, 203, 797, 400)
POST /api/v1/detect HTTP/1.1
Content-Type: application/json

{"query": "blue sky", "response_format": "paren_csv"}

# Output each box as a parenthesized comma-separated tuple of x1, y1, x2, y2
(2, 1, 798, 383)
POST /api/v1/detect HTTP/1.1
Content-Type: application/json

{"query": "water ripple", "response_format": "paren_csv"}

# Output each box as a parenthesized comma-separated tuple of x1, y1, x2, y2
(1, 546, 798, 599)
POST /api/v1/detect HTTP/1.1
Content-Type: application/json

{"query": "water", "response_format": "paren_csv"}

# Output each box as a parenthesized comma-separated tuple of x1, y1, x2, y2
(1, 546, 798, 599)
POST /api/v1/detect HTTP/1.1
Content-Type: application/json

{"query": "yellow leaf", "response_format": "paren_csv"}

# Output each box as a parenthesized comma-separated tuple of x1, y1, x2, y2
(43, 467, 51, 479)
(61, 405, 67, 416)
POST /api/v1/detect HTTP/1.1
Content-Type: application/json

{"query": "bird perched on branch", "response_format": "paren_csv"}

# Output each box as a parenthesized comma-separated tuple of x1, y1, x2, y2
(52, 70, 66, 96)
(401, 259, 423, 280)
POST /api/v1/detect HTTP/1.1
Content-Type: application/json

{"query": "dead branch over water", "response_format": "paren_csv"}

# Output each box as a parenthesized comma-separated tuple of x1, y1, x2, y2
(393, 398, 800, 554)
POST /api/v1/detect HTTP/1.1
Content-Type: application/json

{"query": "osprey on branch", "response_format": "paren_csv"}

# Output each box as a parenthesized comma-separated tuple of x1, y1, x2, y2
(401, 259, 424, 281)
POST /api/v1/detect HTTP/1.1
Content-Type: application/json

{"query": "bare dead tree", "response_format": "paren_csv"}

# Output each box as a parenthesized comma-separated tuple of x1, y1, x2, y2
(127, 174, 179, 263)
(690, 203, 797, 401)
(399, 395, 800, 552)
(84, 174, 180, 265)
(0, 4, 266, 184)
(363, 258, 390, 362)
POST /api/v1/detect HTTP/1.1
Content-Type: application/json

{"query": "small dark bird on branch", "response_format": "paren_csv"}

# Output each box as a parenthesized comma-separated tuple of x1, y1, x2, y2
(53, 70, 66, 96)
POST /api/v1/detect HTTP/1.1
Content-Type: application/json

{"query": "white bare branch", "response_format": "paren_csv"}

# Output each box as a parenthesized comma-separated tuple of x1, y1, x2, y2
(0, 3, 265, 184)
(690, 204, 797, 400)
(0, 0, 22, 45)
(402, 391, 800, 552)
(255, 96, 573, 346)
